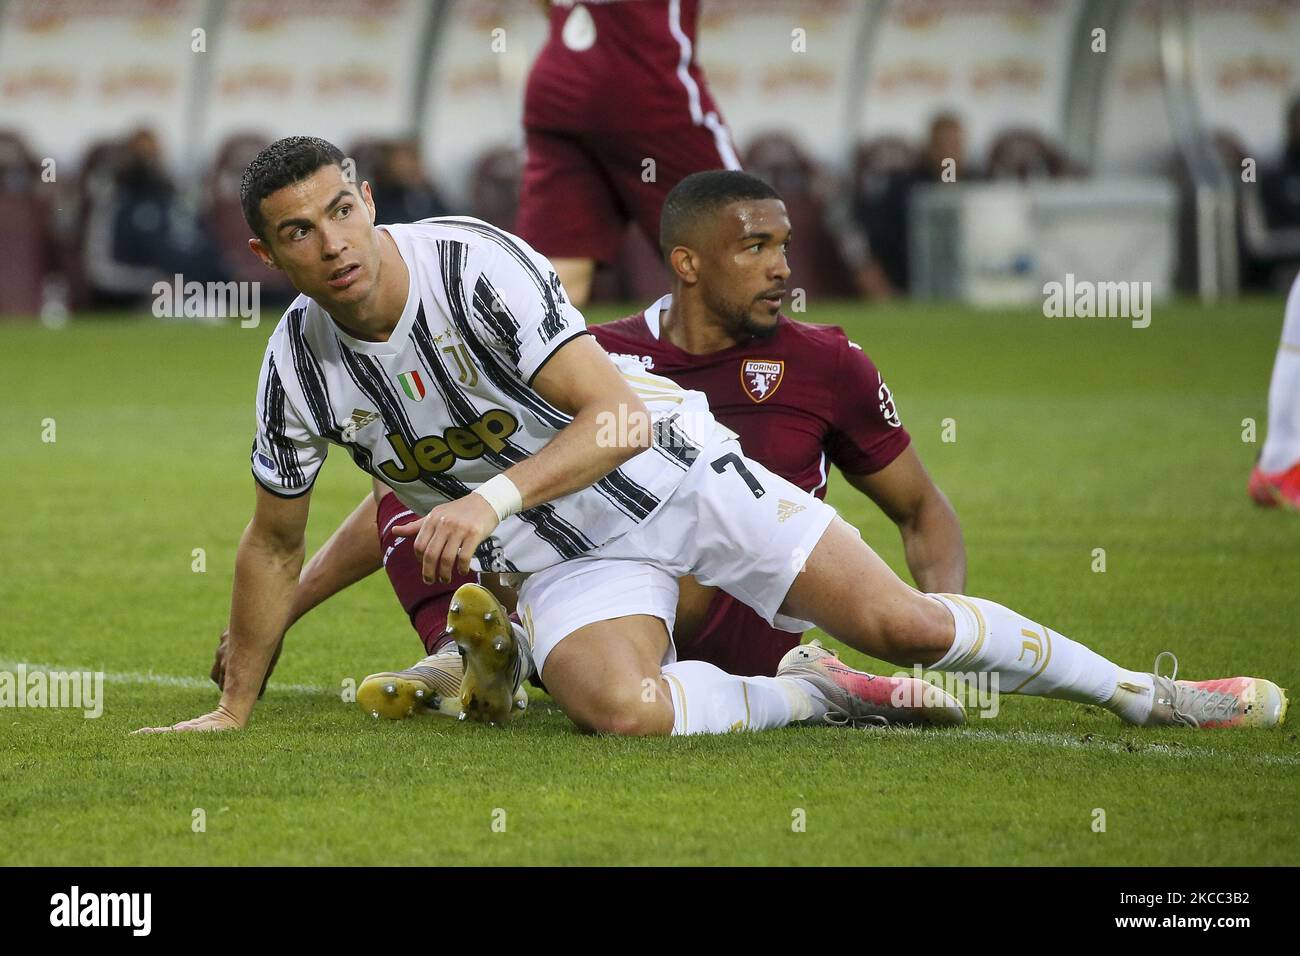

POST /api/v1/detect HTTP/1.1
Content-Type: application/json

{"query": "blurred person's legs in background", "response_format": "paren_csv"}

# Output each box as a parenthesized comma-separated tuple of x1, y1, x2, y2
(516, 122, 739, 307)
(1251, 271, 1300, 507)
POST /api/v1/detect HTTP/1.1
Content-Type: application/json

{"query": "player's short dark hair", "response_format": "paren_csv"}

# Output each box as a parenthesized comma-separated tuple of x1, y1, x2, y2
(659, 170, 781, 259)
(240, 135, 347, 240)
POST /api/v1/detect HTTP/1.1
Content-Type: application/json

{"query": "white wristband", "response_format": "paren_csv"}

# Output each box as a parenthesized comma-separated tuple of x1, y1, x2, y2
(473, 474, 523, 522)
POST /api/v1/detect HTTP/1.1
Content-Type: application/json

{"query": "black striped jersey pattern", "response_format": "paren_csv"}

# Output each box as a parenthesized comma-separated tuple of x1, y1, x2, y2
(251, 217, 716, 572)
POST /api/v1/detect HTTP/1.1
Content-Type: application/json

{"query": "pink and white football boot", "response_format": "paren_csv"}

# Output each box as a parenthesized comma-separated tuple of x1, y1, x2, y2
(777, 640, 966, 728)
(1145, 652, 1289, 729)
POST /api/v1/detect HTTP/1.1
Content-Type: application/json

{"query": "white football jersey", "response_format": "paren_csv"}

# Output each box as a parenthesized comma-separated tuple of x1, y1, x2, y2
(251, 217, 717, 572)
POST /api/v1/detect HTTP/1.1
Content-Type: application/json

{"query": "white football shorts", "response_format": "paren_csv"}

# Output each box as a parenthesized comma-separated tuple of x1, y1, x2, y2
(516, 432, 841, 676)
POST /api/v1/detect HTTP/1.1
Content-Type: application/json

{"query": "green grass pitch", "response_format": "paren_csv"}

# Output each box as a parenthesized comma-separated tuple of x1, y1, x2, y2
(1, 298, 1297, 866)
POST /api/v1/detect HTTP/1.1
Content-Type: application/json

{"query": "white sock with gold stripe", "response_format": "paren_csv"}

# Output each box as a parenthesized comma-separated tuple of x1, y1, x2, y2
(1260, 278, 1300, 472)
(661, 660, 806, 735)
(929, 594, 1154, 724)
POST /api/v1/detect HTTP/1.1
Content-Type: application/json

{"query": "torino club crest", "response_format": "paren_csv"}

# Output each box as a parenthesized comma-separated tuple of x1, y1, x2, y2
(741, 359, 784, 403)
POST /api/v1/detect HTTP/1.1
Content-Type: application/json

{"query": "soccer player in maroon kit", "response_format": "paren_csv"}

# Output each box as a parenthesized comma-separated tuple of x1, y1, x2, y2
(517, 0, 741, 306)
(211, 170, 966, 708)
(593, 284, 966, 677)
(584, 171, 966, 677)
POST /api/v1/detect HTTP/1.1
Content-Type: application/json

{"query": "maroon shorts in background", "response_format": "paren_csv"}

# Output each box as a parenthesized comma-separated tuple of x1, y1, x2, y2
(375, 493, 473, 655)
(673, 590, 802, 678)
(515, 123, 740, 265)
(374, 494, 797, 675)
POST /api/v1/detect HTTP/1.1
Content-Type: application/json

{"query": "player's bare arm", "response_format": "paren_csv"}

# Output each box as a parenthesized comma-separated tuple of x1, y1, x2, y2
(394, 333, 651, 584)
(137, 483, 310, 732)
(211, 488, 385, 692)
(842, 446, 966, 593)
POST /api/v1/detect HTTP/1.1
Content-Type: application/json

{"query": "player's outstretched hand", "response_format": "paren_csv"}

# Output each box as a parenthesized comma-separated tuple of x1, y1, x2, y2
(210, 627, 282, 698)
(393, 495, 500, 585)
(132, 704, 243, 735)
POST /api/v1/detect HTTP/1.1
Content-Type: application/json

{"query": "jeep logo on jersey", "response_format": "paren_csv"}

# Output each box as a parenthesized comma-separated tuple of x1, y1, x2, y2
(378, 410, 520, 482)
(741, 359, 784, 403)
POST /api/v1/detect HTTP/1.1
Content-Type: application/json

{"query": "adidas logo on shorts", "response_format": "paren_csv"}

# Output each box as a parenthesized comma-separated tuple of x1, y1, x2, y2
(777, 499, 806, 523)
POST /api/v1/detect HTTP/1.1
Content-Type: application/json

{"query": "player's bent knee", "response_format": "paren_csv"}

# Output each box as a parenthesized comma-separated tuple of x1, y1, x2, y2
(570, 685, 671, 737)
(589, 710, 665, 737)
(873, 595, 955, 665)
(910, 595, 958, 664)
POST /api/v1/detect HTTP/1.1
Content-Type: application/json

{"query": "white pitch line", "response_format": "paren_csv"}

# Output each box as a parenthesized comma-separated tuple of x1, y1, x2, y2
(3, 660, 1296, 766)
(0, 660, 330, 696)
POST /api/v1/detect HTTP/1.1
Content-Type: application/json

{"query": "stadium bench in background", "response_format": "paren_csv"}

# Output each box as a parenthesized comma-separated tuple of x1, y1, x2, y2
(849, 136, 923, 298)
(1212, 125, 1300, 293)
(984, 128, 1082, 182)
(344, 138, 388, 193)
(607, 226, 672, 305)
(201, 133, 297, 302)
(69, 139, 126, 312)
(362, 138, 452, 227)
(0, 131, 56, 319)
(854, 136, 920, 195)
(469, 146, 523, 235)
(743, 132, 856, 299)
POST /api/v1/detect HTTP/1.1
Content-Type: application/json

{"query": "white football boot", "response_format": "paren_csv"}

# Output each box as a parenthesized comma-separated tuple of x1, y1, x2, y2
(1143, 652, 1288, 729)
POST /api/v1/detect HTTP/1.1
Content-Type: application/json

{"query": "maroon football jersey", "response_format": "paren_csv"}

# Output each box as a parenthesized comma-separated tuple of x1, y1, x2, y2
(525, 0, 724, 133)
(591, 295, 911, 498)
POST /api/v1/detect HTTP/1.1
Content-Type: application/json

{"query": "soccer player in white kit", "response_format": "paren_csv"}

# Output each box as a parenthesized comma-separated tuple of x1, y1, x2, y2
(138, 137, 1286, 736)
(1248, 272, 1300, 508)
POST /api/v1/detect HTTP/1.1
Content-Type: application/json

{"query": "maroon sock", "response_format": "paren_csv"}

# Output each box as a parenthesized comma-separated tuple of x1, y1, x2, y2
(375, 493, 474, 655)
